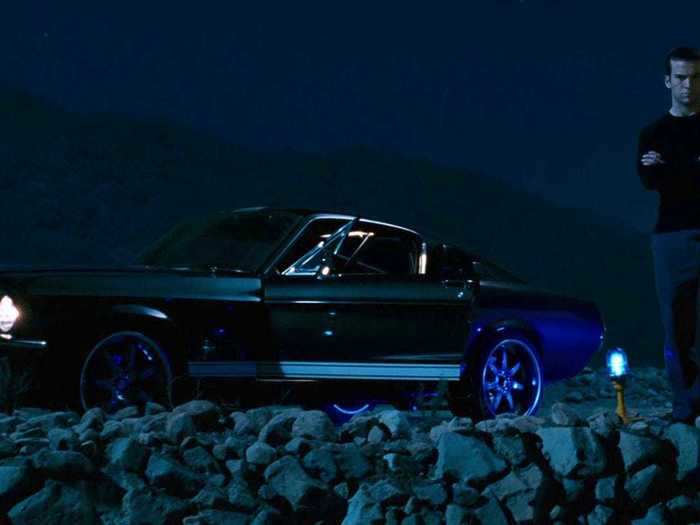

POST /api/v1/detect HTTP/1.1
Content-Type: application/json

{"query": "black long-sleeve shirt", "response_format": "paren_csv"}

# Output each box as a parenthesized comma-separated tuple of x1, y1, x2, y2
(637, 112, 700, 233)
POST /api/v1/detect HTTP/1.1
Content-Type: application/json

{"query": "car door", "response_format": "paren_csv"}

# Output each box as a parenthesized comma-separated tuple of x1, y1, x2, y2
(264, 218, 474, 381)
(323, 220, 474, 365)
(263, 216, 355, 362)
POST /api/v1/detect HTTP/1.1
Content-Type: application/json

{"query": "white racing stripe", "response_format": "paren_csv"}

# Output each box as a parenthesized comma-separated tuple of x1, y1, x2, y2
(187, 361, 461, 381)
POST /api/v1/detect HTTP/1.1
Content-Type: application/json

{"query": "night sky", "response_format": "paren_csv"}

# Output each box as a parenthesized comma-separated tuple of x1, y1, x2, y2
(2, 1, 700, 234)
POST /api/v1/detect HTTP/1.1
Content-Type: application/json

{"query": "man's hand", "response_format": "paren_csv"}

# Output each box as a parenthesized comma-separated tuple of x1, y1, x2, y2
(641, 150, 666, 166)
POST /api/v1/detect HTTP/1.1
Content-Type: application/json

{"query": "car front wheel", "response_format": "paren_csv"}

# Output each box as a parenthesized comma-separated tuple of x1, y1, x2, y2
(79, 331, 173, 414)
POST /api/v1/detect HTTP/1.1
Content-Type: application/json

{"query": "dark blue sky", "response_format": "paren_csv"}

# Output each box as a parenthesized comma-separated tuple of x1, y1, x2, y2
(3, 1, 700, 233)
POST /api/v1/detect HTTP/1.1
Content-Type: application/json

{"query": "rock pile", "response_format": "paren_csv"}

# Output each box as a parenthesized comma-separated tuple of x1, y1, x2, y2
(1, 396, 700, 524)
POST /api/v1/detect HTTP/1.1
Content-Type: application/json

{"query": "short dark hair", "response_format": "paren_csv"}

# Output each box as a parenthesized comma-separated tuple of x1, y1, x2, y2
(665, 47, 700, 75)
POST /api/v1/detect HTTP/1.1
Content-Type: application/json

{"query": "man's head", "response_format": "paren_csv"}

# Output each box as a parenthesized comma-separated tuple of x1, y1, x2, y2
(665, 47, 700, 111)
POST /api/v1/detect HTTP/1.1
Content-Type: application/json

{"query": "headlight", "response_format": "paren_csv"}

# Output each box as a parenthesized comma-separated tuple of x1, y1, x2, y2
(0, 296, 20, 333)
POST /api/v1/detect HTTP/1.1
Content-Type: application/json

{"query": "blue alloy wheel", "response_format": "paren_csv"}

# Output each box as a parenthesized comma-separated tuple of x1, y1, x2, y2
(478, 337, 543, 418)
(80, 331, 173, 413)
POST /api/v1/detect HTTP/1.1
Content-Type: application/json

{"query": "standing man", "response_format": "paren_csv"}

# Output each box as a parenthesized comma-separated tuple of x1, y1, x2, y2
(638, 47, 700, 424)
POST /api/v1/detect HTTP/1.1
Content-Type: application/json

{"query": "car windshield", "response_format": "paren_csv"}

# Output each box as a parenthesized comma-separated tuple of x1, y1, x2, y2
(136, 209, 304, 273)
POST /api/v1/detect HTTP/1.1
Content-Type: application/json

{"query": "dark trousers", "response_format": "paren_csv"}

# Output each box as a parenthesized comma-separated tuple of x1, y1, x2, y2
(651, 229, 700, 420)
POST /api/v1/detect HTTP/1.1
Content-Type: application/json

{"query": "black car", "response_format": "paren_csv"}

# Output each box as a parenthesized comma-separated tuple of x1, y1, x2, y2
(0, 207, 605, 419)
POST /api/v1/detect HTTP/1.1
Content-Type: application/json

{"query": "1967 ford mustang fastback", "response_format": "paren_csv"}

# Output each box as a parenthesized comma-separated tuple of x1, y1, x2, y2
(0, 207, 605, 419)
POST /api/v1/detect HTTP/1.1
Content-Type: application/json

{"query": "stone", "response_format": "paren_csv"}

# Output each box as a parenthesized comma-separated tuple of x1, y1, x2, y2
(263, 455, 325, 510)
(184, 510, 250, 525)
(284, 437, 311, 455)
(451, 480, 480, 506)
(229, 412, 256, 436)
(663, 423, 700, 483)
(378, 410, 410, 439)
(551, 403, 585, 426)
(303, 448, 338, 483)
(491, 433, 529, 467)
(617, 431, 663, 474)
(251, 507, 283, 525)
(368, 479, 409, 506)
(122, 486, 194, 525)
(172, 400, 221, 430)
(434, 431, 508, 487)
(487, 463, 551, 522)
(8, 479, 99, 524)
(594, 475, 618, 506)
(587, 504, 615, 525)
(145, 453, 206, 498)
(412, 479, 447, 506)
(335, 443, 372, 480)
(536, 426, 606, 478)
(291, 410, 337, 441)
(224, 459, 248, 479)
(258, 408, 303, 446)
(445, 503, 469, 525)
(30, 449, 94, 479)
(166, 413, 197, 444)
(367, 426, 387, 444)
(192, 485, 231, 511)
(631, 503, 672, 525)
(447, 416, 474, 434)
(0, 465, 39, 512)
(245, 441, 276, 466)
(100, 420, 124, 441)
(75, 408, 105, 434)
(666, 494, 700, 524)
(112, 405, 140, 421)
(227, 478, 257, 512)
(182, 446, 222, 475)
(562, 478, 585, 504)
(106, 437, 149, 473)
(624, 464, 668, 506)
(341, 485, 383, 525)
(473, 496, 509, 525)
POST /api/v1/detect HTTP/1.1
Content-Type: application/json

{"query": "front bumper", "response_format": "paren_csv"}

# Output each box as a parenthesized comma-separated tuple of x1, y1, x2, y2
(0, 335, 48, 351)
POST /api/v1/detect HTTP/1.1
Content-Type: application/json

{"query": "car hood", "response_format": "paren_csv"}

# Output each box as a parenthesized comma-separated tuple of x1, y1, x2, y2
(0, 264, 263, 302)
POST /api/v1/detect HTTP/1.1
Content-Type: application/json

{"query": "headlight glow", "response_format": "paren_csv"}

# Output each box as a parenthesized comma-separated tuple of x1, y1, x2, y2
(0, 296, 20, 333)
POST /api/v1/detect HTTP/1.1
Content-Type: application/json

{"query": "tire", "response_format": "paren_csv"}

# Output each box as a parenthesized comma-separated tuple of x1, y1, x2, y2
(450, 331, 543, 420)
(79, 331, 174, 414)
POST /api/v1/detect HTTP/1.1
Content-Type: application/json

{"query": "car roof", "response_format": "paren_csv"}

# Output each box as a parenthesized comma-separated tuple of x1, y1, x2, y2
(231, 206, 417, 234)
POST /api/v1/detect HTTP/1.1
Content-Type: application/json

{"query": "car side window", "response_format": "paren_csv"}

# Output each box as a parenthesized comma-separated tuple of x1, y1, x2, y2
(427, 244, 476, 279)
(275, 218, 350, 275)
(338, 222, 421, 275)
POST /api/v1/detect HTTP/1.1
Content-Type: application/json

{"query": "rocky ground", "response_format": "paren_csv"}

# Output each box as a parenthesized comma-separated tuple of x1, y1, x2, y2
(1, 366, 699, 524)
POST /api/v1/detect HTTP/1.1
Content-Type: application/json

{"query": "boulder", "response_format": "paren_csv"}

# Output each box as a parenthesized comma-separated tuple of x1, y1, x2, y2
(434, 431, 508, 487)
(536, 426, 606, 478)
(341, 485, 383, 525)
(145, 453, 206, 498)
(263, 455, 325, 510)
(291, 410, 337, 441)
(8, 479, 99, 525)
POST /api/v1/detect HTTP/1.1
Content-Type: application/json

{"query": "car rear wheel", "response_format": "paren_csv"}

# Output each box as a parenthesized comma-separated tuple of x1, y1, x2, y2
(474, 335, 543, 419)
(79, 331, 173, 414)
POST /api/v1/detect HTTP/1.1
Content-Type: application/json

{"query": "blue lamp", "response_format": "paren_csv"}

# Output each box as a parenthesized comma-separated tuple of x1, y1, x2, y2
(606, 347, 629, 379)
(605, 347, 633, 424)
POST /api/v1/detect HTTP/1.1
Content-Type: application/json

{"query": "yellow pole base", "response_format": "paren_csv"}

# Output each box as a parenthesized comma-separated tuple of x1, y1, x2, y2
(612, 379, 643, 425)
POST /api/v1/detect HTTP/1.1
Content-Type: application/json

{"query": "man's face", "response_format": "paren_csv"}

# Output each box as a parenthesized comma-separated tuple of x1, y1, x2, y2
(665, 59, 700, 107)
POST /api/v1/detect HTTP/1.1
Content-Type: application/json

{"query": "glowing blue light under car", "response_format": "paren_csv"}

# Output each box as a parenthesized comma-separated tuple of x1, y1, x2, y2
(606, 347, 629, 378)
(332, 403, 370, 415)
